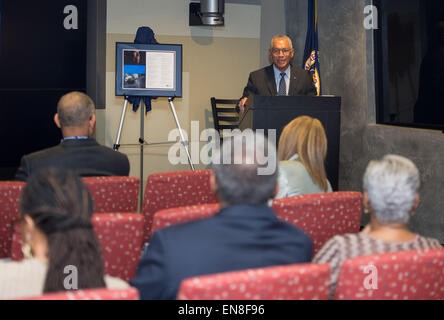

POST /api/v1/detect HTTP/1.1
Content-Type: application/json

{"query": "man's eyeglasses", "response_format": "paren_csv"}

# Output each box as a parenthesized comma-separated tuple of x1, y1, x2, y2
(271, 48, 292, 55)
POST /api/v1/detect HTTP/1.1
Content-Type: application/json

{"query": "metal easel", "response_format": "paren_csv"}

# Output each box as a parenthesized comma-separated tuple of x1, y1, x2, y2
(113, 96, 195, 209)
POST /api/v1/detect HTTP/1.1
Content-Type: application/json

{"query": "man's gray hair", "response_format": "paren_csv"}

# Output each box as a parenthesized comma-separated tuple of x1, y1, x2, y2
(57, 91, 95, 127)
(270, 35, 293, 49)
(211, 130, 278, 206)
(363, 154, 420, 224)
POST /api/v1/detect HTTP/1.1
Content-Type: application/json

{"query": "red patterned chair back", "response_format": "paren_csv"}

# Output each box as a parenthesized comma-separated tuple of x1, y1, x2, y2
(11, 213, 143, 282)
(141, 170, 218, 243)
(82, 176, 140, 213)
(92, 213, 144, 282)
(10, 230, 22, 261)
(151, 203, 220, 236)
(177, 263, 331, 300)
(0, 182, 25, 258)
(272, 192, 362, 255)
(22, 287, 139, 300)
(334, 248, 444, 300)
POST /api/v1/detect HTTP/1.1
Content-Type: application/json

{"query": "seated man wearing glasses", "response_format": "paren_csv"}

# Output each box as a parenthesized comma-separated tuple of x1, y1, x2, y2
(238, 35, 316, 113)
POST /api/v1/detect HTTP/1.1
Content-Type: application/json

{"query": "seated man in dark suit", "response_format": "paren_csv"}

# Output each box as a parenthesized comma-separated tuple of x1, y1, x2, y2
(15, 91, 130, 181)
(130, 131, 313, 300)
(239, 35, 317, 113)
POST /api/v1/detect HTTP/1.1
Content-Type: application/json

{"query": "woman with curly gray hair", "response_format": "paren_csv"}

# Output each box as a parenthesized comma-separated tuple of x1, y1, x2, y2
(313, 154, 442, 297)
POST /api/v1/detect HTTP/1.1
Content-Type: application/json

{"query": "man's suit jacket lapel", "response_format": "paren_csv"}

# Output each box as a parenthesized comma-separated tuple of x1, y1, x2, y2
(265, 65, 277, 96)
(266, 65, 304, 96)
(289, 66, 299, 95)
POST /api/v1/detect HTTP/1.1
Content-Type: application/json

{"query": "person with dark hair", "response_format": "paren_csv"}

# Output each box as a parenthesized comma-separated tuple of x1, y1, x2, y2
(130, 131, 313, 300)
(238, 35, 317, 113)
(0, 168, 128, 299)
(14, 91, 130, 181)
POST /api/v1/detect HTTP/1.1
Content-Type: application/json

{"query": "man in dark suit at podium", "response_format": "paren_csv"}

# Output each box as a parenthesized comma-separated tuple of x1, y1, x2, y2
(15, 92, 130, 181)
(239, 35, 316, 113)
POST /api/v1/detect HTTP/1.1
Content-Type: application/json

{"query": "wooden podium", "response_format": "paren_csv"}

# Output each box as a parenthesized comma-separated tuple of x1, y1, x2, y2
(239, 95, 341, 191)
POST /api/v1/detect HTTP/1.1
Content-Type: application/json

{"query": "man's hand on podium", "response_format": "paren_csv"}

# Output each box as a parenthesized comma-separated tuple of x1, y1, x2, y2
(239, 97, 248, 114)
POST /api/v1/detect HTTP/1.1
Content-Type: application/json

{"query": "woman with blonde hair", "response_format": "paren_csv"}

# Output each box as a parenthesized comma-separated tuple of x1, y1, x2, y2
(275, 116, 332, 199)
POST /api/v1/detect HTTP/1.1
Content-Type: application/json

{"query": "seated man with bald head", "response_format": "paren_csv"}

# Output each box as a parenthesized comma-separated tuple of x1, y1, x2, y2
(15, 92, 129, 181)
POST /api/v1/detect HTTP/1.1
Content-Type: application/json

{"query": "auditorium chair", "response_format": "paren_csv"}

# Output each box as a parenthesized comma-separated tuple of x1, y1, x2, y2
(210, 97, 239, 137)
(91, 213, 144, 282)
(334, 248, 444, 300)
(9, 176, 140, 260)
(141, 170, 218, 243)
(151, 203, 220, 237)
(11, 213, 143, 282)
(82, 176, 140, 213)
(22, 287, 139, 300)
(177, 263, 331, 300)
(271, 192, 362, 255)
(0, 181, 25, 258)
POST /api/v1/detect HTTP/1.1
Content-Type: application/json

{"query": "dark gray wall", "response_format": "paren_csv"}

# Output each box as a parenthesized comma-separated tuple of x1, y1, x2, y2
(286, 0, 444, 242)
(260, 0, 286, 67)
(86, 0, 107, 110)
(86, 0, 106, 144)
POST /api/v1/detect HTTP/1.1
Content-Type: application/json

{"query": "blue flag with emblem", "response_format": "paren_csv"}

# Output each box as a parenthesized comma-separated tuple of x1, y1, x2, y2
(302, 0, 321, 96)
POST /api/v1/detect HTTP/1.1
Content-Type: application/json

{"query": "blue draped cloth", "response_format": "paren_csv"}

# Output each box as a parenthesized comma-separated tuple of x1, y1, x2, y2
(128, 26, 159, 113)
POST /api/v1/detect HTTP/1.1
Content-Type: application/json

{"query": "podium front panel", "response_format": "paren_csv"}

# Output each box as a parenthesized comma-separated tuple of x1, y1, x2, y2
(239, 96, 341, 191)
